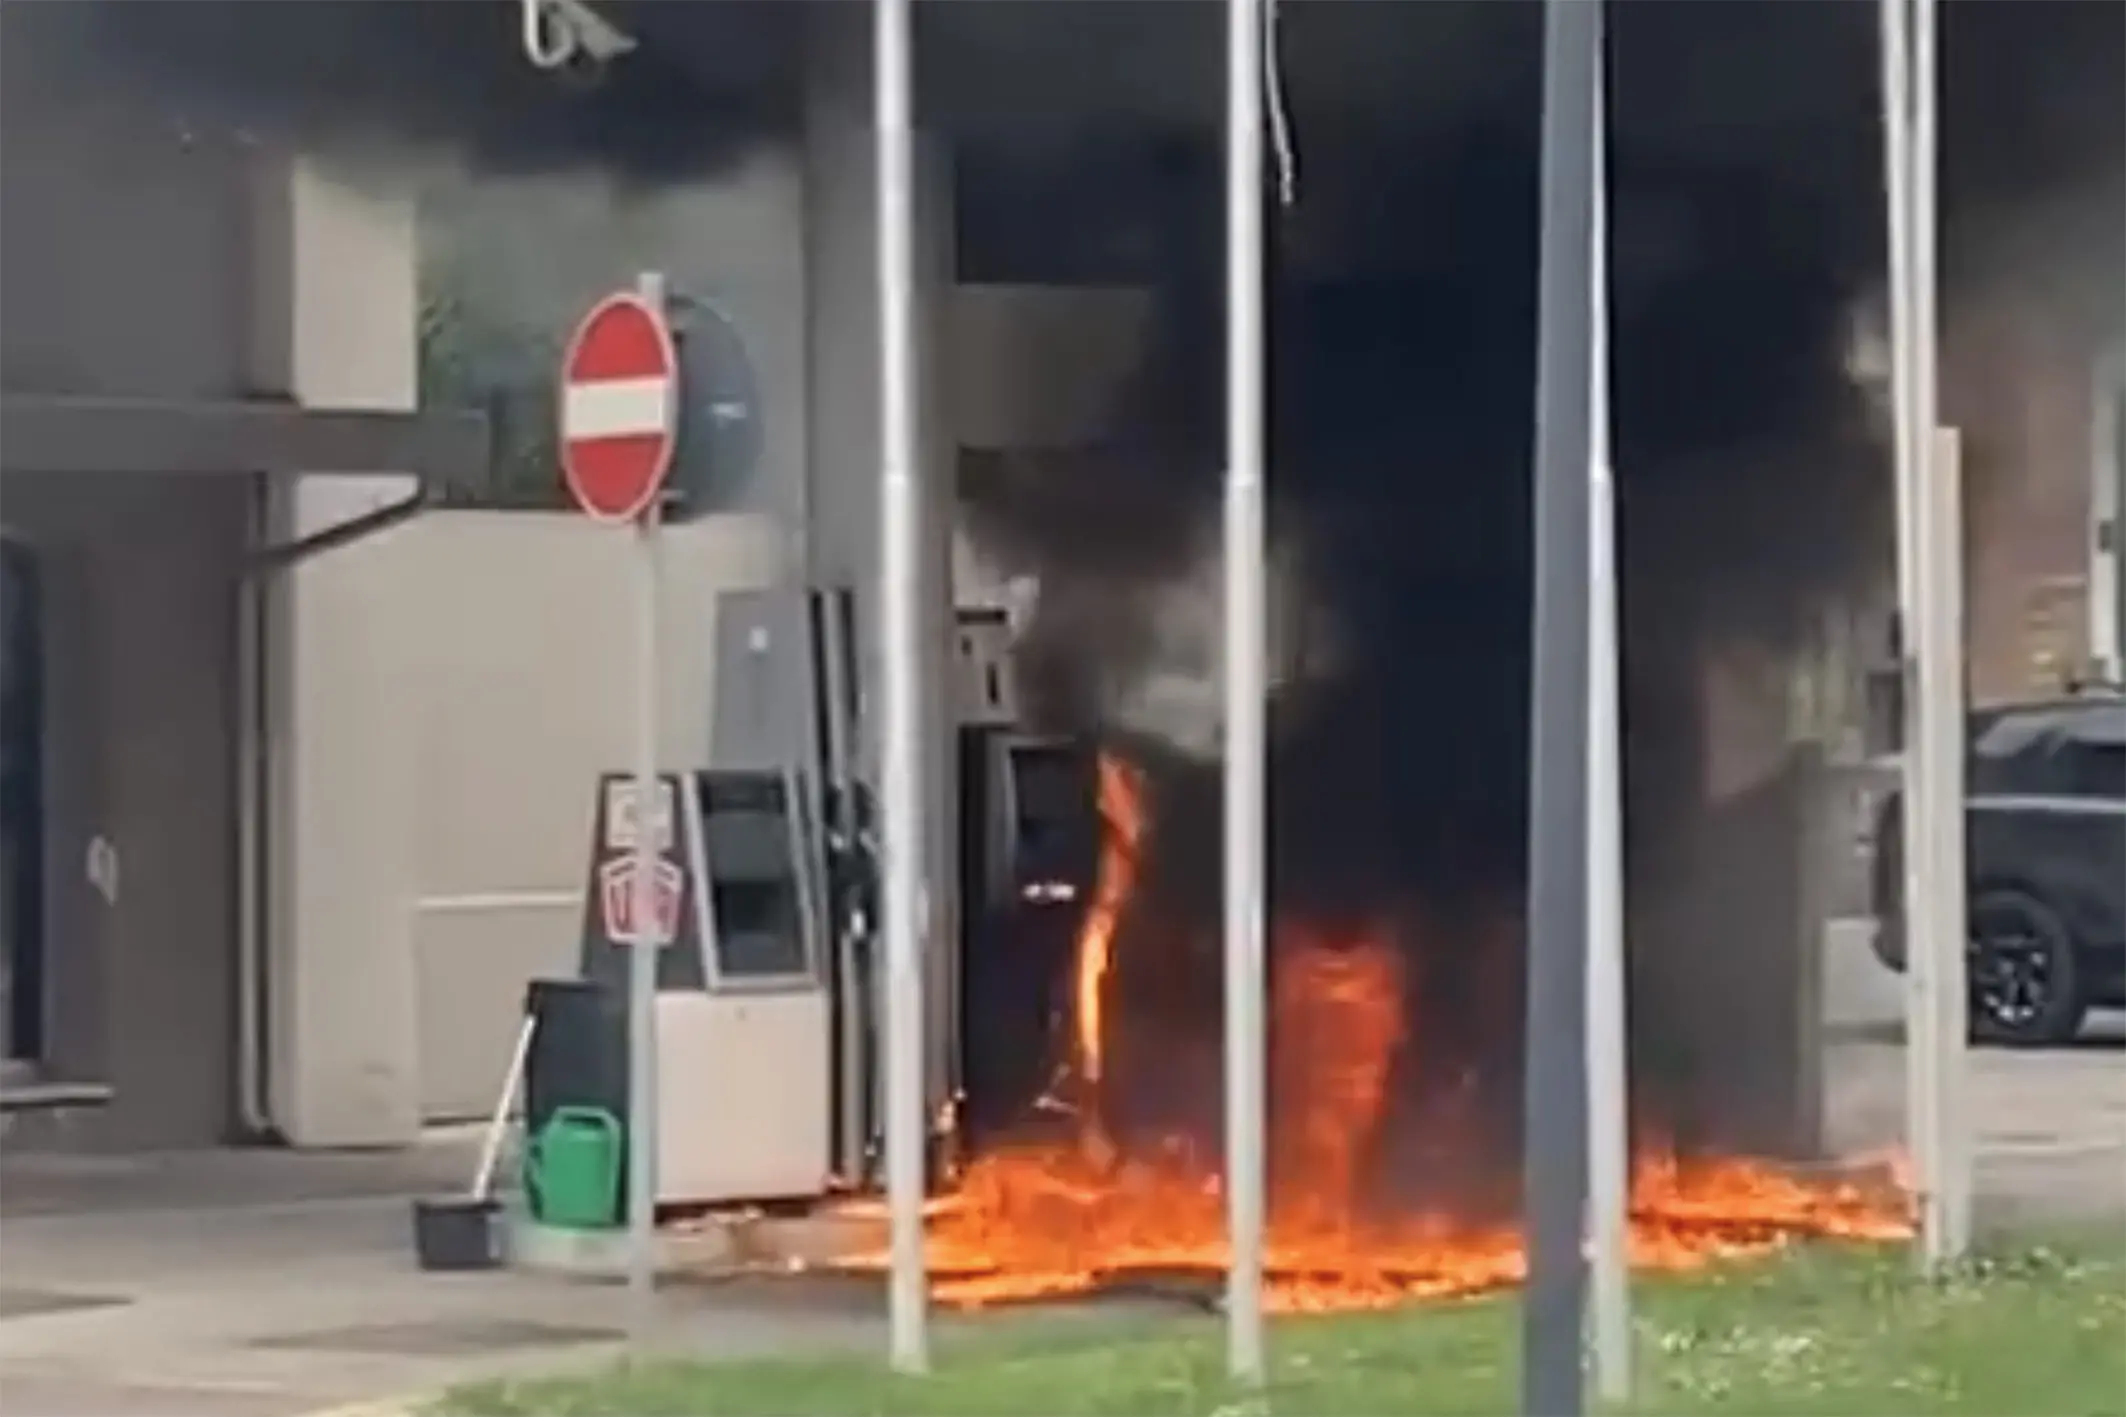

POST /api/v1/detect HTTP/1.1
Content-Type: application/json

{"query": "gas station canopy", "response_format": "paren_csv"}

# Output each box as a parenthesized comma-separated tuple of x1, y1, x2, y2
(0, 392, 489, 490)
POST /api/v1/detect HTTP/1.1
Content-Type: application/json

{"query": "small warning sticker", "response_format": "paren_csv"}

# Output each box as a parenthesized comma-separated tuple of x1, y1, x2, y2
(598, 856, 685, 947)
(603, 778, 676, 854)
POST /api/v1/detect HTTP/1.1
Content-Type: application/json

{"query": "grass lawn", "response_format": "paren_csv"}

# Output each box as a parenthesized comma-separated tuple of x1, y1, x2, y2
(442, 1239, 2126, 1416)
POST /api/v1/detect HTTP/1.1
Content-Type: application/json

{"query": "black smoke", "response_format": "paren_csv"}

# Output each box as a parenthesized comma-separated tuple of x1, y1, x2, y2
(19, 1, 2119, 1144)
(938, 1, 2118, 1162)
(36, 0, 2100, 897)
(23, 0, 2116, 872)
(950, 0, 2122, 913)
(0, 0, 806, 182)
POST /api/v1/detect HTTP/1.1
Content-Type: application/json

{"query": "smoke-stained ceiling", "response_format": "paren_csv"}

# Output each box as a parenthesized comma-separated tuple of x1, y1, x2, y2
(13, 2, 2117, 187)
(11, 1, 2115, 311)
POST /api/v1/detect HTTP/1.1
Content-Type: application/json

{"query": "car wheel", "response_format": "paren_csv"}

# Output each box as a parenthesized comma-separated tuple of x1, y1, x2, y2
(1967, 888, 2086, 1047)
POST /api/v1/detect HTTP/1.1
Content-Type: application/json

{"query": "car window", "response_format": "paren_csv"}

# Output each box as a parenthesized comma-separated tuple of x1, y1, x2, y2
(1969, 712, 2058, 796)
(2060, 703, 2126, 801)
(2066, 700, 2126, 749)
(2061, 743, 2126, 801)
(1967, 743, 2037, 796)
(1970, 700, 2126, 799)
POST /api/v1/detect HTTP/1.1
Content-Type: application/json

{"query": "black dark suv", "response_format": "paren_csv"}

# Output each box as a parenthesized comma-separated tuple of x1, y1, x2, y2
(1871, 692, 2126, 1046)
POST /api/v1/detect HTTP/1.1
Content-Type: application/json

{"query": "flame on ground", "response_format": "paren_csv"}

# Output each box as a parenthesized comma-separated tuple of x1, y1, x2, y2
(882, 1140, 1913, 1313)
(838, 750, 1913, 1311)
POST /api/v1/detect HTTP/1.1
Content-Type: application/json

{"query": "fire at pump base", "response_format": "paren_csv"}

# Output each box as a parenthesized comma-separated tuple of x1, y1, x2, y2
(825, 755, 1913, 1315)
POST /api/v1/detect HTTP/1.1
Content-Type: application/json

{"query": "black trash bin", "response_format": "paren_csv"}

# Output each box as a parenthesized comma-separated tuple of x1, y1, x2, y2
(521, 976, 632, 1223)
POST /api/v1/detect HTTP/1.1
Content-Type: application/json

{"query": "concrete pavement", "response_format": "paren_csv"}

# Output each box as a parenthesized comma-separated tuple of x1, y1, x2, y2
(0, 1138, 889, 1417)
(1820, 915, 2126, 1231)
(1821, 916, 1906, 1034)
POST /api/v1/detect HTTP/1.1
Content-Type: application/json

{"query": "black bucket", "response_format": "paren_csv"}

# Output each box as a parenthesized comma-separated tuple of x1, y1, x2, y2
(412, 1195, 505, 1272)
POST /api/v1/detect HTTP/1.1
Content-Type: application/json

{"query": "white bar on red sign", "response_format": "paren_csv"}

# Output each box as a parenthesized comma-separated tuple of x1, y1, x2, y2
(565, 377, 675, 442)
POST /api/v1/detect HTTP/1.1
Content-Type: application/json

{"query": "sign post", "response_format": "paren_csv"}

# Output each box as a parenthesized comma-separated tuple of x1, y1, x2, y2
(873, 0, 931, 1377)
(1522, 1, 1602, 1414)
(560, 273, 681, 1350)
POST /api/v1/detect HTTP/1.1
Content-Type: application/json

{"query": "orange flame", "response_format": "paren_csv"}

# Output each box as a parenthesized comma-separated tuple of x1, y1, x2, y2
(1270, 936, 1404, 1234)
(838, 748, 1912, 1311)
(1074, 755, 1146, 1096)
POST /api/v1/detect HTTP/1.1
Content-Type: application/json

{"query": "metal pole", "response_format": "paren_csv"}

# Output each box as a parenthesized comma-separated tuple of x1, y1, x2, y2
(1584, 32, 1632, 1401)
(1908, 0, 1970, 1265)
(1909, 0, 1938, 663)
(1222, 0, 1270, 1386)
(1882, 0, 1966, 1269)
(1879, 0, 1930, 1254)
(1876, 0, 1917, 692)
(625, 267, 668, 1353)
(1521, 0, 1600, 1413)
(1918, 425, 1972, 1263)
(875, 0, 931, 1375)
(1901, 0, 1942, 1266)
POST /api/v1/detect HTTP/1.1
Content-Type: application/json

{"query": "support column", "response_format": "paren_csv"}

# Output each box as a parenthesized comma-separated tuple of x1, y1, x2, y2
(803, 8, 961, 1117)
(1632, 638, 1827, 1162)
(253, 155, 423, 1147)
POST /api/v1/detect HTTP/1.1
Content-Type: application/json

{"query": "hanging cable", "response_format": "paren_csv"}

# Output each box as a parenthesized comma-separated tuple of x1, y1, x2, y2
(1262, 0, 1299, 208)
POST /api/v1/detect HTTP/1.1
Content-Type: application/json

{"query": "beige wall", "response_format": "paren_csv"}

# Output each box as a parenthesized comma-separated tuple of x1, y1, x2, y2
(263, 152, 795, 1141)
(264, 161, 426, 1148)
(396, 512, 785, 1121)
(256, 44, 1180, 1144)
(271, 505, 785, 1138)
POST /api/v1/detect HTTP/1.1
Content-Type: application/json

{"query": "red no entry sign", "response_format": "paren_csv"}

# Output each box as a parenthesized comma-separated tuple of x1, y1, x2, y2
(559, 290, 680, 523)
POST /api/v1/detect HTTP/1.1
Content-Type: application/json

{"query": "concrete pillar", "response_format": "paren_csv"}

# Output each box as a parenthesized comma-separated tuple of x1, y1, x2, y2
(1629, 635, 1828, 1162)
(252, 155, 423, 1147)
(802, 9, 961, 1111)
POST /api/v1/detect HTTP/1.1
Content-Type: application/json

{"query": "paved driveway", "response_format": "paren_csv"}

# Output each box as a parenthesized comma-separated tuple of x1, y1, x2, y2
(1821, 917, 2126, 1230)
(1824, 1024, 2126, 1230)
(0, 1138, 886, 1417)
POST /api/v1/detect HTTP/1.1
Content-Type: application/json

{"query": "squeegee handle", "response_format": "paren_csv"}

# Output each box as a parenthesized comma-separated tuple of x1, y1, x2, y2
(472, 1015, 538, 1201)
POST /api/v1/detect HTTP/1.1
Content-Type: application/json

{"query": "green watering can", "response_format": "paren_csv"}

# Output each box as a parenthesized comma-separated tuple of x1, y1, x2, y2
(525, 1105, 625, 1231)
